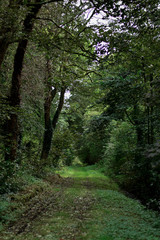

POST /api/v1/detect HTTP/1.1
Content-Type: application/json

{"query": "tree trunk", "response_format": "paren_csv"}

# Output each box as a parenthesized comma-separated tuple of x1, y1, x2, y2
(150, 74, 154, 144)
(52, 87, 66, 129)
(147, 106, 150, 144)
(133, 105, 143, 146)
(150, 106, 154, 144)
(40, 88, 57, 160)
(133, 104, 144, 166)
(41, 87, 66, 162)
(4, 2, 42, 164)
(146, 74, 154, 145)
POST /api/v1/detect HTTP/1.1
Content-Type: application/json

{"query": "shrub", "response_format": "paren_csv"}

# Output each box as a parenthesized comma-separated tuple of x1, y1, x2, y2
(103, 120, 136, 177)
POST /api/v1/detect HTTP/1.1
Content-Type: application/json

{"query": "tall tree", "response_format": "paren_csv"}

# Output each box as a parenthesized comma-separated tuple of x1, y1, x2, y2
(40, 58, 66, 161)
(4, 1, 42, 165)
(34, 1, 98, 162)
(2, 0, 63, 177)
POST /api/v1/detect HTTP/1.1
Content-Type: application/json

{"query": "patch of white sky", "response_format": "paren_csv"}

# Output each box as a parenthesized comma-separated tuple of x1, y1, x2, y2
(83, 0, 125, 26)
(82, 1, 126, 57)
(51, 86, 70, 100)
(63, 2, 110, 101)
(65, 90, 71, 100)
(64, 0, 124, 100)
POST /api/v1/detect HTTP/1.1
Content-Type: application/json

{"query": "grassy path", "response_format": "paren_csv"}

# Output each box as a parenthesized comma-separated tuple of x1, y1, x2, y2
(1, 166, 160, 240)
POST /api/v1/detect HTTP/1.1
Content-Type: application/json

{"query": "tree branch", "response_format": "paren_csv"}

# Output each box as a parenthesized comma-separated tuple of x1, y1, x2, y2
(125, 110, 135, 126)
(26, 0, 63, 6)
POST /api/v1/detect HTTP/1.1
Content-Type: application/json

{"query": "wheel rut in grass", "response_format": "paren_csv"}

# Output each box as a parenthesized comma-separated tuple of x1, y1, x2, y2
(5, 174, 97, 240)
(9, 189, 64, 235)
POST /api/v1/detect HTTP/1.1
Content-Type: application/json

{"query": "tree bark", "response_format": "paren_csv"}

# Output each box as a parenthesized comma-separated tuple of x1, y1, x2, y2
(149, 74, 154, 144)
(147, 106, 150, 144)
(133, 105, 143, 146)
(52, 87, 66, 129)
(41, 87, 66, 161)
(4, 2, 42, 163)
(40, 88, 57, 160)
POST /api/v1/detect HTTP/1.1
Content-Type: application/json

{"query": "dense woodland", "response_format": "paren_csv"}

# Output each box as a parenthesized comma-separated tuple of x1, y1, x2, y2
(0, 0, 160, 218)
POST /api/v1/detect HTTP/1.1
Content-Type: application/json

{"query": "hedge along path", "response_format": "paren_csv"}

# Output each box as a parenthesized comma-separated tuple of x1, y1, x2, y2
(1, 166, 160, 240)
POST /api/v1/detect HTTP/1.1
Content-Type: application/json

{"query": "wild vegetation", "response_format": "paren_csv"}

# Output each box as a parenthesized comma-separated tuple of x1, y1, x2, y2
(0, 0, 160, 239)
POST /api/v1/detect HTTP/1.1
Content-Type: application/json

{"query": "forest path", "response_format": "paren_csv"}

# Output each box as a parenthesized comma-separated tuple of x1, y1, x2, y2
(1, 166, 160, 240)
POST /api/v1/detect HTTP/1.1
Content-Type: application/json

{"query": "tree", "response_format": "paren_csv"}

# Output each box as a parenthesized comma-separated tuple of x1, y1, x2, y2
(3, 1, 42, 166)
(1, 0, 64, 181)
(89, 0, 160, 207)
(31, 1, 99, 163)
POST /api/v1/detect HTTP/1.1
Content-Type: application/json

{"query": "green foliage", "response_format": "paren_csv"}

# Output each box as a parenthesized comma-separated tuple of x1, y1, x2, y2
(0, 197, 15, 231)
(0, 170, 52, 234)
(89, 0, 160, 211)
(101, 120, 160, 210)
(49, 120, 75, 167)
(77, 129, 105, 165)
(103, 120, 136, 176)
(0, 148, 23, 194)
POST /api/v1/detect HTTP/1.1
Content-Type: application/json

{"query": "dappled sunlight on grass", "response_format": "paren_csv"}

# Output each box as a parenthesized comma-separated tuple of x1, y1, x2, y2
(56, 165, 119, 191)
(57, 165, 109, 179)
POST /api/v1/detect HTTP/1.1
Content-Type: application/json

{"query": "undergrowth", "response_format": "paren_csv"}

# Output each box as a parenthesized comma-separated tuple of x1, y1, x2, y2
(0, 170, 51, 233)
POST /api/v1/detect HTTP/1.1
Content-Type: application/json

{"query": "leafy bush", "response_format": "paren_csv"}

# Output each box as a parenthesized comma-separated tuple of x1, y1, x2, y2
(77, 130, 104, 165)
(0, 197, 16, 231)
(50, 125, 75, 167)
(102, 120, 160, 211)
(103, 121, 136, 177)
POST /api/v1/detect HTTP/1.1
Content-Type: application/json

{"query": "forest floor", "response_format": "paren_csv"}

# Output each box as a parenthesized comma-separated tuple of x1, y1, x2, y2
(1, 165, 160, 240)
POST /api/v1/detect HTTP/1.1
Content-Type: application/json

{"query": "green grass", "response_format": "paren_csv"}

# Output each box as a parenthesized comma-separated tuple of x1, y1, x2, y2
(57, 165, 119, 191)
(57, 165, 107, 178)
(1, 165, 160, 240)
(84, 189, 160, 240)
(57, 166, 160, 240)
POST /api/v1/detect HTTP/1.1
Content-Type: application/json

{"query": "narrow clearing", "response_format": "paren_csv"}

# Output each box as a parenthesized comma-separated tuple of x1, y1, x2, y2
(1, 166, 160, 240)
